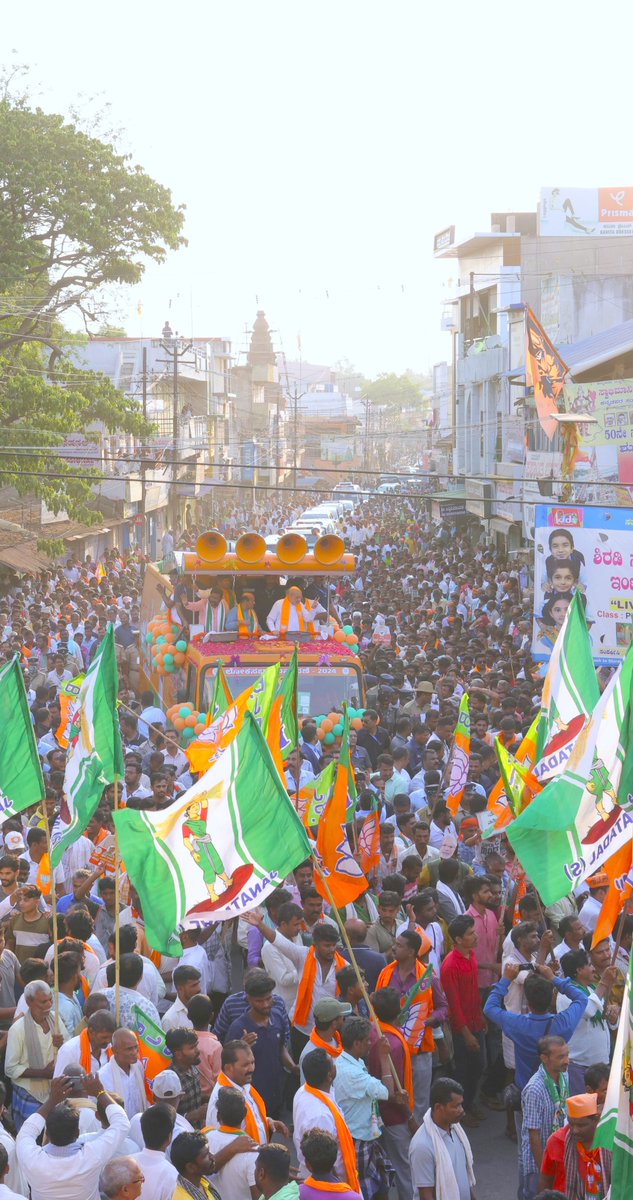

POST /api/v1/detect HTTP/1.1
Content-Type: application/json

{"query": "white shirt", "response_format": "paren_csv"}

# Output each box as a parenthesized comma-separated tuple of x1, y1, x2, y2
(0, 1127, 26, 1198)
(44, 943, 99, 986)
(59, 835, 95, 887)
(268, 931, 339, 1035)
(161, 996, 193, 1033)
(99, 1060, 146, 1118)
(557, 989, 611, 1066)
(15, 1104, 130, 1200)
(129, 1110, 193, 1150)
(267, 597, 324, 633)
(19, 853, 65, 891)
(54, 1034, 109, 1077)
(91, 956, 164, 1007)
(181, 944, 213, 995)
(292, 1085, 345, 1180)
(206, 1079, 267, 1144)
(578, 895, 601, 934)
(261, 932, 304, 1011)
(205, 1129, 257, 1199)
(0, 1183, 24, 1200)
(135, 1147, 178, 1200)
(139, 707, 167, 739)
(6, 1016, 69, 1103)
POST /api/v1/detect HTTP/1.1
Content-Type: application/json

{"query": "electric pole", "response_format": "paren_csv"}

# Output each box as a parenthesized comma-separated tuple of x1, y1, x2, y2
(158, 321, 193, 529)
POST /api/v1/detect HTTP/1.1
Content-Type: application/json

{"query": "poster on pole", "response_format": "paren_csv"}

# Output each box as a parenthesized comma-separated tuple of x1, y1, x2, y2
(532, 504, 633, 665)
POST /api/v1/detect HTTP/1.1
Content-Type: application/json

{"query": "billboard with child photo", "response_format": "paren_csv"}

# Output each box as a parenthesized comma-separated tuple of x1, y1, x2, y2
(532, 504, 633, 665)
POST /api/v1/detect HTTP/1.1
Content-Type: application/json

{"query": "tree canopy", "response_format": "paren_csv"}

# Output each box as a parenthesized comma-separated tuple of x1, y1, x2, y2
(363, 372, 424, 408)
(0, 88, 186, 521)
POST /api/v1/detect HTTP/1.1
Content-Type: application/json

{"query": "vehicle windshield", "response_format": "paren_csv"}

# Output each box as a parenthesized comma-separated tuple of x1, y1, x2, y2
(201, 662, 363, 717)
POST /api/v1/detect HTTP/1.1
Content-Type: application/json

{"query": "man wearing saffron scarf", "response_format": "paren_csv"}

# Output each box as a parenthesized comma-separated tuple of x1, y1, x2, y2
(538, 1092, 612, 1200)
(267, 585, 324, 636)
(368, 988, 415, 1200)
(205, 1039, 287, 1144)
(54, 1009, 116, 1077)
(293, 1050, 359, 1192)
(298, 998, 353, 1081)
(299, 1128, 362, 1199)
(227, 591, 261, 637)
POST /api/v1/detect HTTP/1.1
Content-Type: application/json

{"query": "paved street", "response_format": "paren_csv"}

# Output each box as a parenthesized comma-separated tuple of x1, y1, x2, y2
(469, 1110, 519, 1200)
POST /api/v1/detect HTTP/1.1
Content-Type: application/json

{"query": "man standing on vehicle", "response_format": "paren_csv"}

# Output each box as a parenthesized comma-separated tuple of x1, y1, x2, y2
(267, 585, 324, 636)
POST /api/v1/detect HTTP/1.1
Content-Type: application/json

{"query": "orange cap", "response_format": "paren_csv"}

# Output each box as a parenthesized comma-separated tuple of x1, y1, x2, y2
(587, 872, 608, 890)
(567, 1093, 598, 1118)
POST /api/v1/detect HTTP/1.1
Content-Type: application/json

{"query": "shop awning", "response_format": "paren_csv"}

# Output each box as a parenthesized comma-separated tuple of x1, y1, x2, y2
(0, 544, 52, 573)
(489, 516, 521, 535)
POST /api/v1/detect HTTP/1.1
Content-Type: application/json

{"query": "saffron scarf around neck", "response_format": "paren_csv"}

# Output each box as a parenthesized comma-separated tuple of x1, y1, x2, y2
(280, 597, 314, 634)
(294, 947, 347, 1028)
(303, 1085, 360, 1193)
(309, 1028, 343, 1057)
(79, 1027, 95, 1072)
(304, 1179, 354, 1194)
(216, 1071, 268, 1144)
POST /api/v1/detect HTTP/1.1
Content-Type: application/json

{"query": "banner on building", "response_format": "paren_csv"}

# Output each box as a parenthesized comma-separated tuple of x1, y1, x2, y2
(540, 187, 633, 237)
(532, 504, 633, 666)
(562, 380, 633, 488)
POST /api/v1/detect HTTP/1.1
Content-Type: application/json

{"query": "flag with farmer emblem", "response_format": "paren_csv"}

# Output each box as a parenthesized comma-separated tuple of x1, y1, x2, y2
(594, 952, 633, 1196)
(56, 672, 85, 749)
(267, 648, 299, 774)
(508, 642, 633, 905)
(487, 716, 541, 830)
(525, 305, 568, 440)
(446, 693, 470, 816)
(187, 663, 279, 776)
(314, 708, 366, 908)
(51, 625, 123, 867)
(534, 589, 599, 785)
(208, 662, 232, 721)
(299, 761, 336, 828)
(0, 655, 45, 821)
(114, 713, 311, 955)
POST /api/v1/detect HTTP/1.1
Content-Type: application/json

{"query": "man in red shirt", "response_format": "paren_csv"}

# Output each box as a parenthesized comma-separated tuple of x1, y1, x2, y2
(440, 913, 485, 1127)
(465, 873, 505, 1109)
(539, 1092, 612, 1198)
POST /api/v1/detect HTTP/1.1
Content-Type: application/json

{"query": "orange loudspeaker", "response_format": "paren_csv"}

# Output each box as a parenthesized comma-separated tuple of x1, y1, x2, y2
(313, 533, 345, 565)
(196, 530, 227, 563)
(276, 532, 308, 565)
(235, 532, 267, 564)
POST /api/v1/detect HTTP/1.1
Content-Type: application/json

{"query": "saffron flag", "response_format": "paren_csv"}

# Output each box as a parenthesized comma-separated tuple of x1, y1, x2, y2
(267, 648, 299, 774)
(0, 656, 45, 821)
(525, 305, 568, 440)
(488, 717, 541, 830)
(507, 641, 633, 905)
(495, 737, 541, 820)
(187, 663, 279, 776)
(594, 952, 633, 1197)
(114, 713, 311, 955)
(446, 693, 470, 816)
(131, 1004, 172, 1088)
(591, 841, 633, 949)
(314, 708, 366, 908)
(56, 672, 85, 749)
(208, 663, 233, 722)
(51, 626, 124, 867)
(534, 590, 599, 784)
(358, 808, 381, 875)
(398, 964, 433, 1026)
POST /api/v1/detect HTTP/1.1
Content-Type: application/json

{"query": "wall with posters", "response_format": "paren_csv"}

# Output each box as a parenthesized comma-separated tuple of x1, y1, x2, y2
(562, 380, 633, 485)
(532, 504, 633, 665)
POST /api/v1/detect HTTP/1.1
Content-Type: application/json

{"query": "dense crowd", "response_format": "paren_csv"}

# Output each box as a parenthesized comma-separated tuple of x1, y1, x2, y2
(0, 490, 621, 1200)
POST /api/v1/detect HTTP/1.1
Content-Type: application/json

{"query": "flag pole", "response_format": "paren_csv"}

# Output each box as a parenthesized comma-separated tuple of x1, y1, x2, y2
(114, 772, 121, 1025)
(610, 895, 633, 968)
(43, 813, 61, 1037)
(292, 648, 300, 814)
(311, 857, 406, 1100)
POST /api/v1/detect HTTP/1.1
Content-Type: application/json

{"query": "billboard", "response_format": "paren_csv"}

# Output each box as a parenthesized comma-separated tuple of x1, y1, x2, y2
(562, 380, 633, 487)
(532, 504, 633, 666)
(540, 187, 633, 237)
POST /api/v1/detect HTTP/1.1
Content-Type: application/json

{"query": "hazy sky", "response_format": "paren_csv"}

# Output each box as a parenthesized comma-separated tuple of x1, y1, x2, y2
(4, 1, 633, 376)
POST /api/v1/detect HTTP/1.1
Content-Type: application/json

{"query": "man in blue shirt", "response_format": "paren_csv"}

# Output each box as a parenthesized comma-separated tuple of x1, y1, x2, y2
(483, 961, 588, 1089)
(225, 971, 296, 1120)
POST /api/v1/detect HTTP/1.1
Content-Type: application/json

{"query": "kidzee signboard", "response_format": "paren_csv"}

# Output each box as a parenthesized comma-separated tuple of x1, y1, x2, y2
(532, 504, 633, 665)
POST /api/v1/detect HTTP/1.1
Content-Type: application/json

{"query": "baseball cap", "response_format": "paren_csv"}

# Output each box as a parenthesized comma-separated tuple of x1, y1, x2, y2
(4, 831, 25, 854)
(152, 1069, 183, 1099)
(313, 998, 353, 1022)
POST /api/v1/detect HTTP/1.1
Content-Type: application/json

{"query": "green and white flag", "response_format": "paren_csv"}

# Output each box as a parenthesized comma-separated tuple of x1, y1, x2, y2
(51, 624, 124, 867)
(508, 641, 633, 905)
(594, 951, 633, 1197)
(534, 590, 599, 783)
(0, 656, 45, 821)
(114, 712, 312, 956)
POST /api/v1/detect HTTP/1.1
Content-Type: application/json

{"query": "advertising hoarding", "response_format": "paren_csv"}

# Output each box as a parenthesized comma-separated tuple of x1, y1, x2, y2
(540, 187, 633, 237)
(532, 504, 633, 665)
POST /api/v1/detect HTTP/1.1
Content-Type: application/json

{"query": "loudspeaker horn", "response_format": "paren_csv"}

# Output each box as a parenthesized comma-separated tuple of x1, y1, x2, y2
(313, 533, 345, 565)
(235, 532, 267, 564)
(196, 530, 227, 563)
(276, 532, 308, 565)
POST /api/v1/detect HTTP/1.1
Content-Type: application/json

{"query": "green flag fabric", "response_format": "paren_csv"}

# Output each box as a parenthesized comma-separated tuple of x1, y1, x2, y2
(0, 656, 45, 820)
(508, 642, 633, 905)
(594, 952, 633, 1197)
(114, 712, 312, 956)
(534, 590, 599, 783)
(209, 662, 232, 721)
(51, 624, 124, 867)
(495, 737, 536, 820)
(300, 760, 337, 827)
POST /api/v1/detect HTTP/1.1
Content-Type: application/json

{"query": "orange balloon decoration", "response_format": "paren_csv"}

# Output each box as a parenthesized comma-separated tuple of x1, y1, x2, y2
(173, 717, 185, 731)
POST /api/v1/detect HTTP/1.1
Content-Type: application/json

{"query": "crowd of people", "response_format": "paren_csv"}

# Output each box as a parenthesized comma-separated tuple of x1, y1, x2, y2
(0, 489, 621, 1200)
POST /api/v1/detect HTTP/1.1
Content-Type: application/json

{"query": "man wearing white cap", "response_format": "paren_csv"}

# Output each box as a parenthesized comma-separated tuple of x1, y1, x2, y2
(128, 1072, 193, 1150)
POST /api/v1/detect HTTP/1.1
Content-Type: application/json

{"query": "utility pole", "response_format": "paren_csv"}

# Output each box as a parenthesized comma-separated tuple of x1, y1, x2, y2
(158, 321, 193, 530)
(361, 395, 372, 478)
(140, 345, 147, 553)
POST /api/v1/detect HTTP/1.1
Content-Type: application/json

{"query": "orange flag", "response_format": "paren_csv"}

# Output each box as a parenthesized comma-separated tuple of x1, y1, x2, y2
(314, 711, 366, 908)
(525, 306, 568, 441)
(358, 809, 381, 875)
(591, 842, 633, 949)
